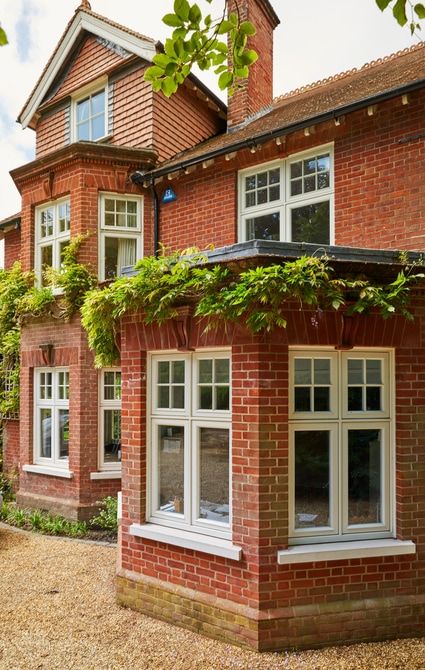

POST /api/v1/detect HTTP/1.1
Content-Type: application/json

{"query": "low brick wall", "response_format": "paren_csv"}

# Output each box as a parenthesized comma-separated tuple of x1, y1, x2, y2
(117, 569, 425, 651)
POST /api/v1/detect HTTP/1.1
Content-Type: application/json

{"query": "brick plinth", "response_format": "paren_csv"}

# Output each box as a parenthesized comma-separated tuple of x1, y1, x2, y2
(15, 491, 102, 521)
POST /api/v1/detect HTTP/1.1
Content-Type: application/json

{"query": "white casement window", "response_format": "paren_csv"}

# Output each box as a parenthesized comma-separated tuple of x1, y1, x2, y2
(73, 87, 107, 142)
(149, 351, 231, 540)
(34, 368, 69, 467)
(99, 193, 143, 280)
(99, 369, 122, 471)
(239, 144, 334, 245)
(289, 348, 393, 544)
(35, 199, 70, 284)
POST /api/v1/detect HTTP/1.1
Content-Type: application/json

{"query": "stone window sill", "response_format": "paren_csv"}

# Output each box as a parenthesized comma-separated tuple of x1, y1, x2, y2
(23, 464, 74, 479)
(90, 471, 121, 480)
(277, 539, 416, 565)
(130, 523, 242, 561)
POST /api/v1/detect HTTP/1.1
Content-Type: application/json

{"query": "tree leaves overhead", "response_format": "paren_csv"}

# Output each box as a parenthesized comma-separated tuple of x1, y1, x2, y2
(375, 0, 425, 33)
(144, 0, 258, 96)
(0, 24, 8, 46)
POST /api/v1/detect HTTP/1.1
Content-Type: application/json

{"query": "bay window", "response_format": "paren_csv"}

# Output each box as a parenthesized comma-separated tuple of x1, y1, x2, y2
(149, 351, 231, 539)
(34, 368, 69, 467)
(289, 349, 393, 544)
(239, 145, 334, 245)
(35, 199, 70, 283)
(99, 193, 142, 280)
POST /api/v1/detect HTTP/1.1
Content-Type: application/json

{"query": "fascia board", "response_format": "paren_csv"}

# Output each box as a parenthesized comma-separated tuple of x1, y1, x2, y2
(19, 12, 156, 130)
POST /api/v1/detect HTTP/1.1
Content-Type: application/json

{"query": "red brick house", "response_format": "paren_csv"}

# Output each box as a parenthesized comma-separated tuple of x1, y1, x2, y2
(3, 0, 425, 652)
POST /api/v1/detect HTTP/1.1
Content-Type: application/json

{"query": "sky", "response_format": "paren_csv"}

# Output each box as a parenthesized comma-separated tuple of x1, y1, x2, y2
(0, 0, 420, 221)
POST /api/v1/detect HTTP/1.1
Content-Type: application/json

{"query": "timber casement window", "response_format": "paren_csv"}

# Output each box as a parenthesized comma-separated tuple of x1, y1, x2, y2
(149, 351, 231, 539)
(99, 369, 122, 470)
(34, 369, 69, 467)
(289, 349, 393, 544)
(99, 193, 143, 280)
(74, 87, 107, 142)
(35, 199, 70, 284)
(239, 144, 334, 245)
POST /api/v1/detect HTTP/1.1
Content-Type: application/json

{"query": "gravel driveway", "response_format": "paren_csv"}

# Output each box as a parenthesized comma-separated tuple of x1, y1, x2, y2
(1, 524, 425, 670)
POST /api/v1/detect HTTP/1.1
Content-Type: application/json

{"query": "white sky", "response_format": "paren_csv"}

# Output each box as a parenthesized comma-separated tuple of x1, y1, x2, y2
(0, 0, 419, 221)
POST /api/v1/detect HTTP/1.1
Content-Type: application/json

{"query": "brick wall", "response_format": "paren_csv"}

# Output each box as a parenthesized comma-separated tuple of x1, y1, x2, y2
(4, 228, 21, 268)
(2, 419, 20, 485)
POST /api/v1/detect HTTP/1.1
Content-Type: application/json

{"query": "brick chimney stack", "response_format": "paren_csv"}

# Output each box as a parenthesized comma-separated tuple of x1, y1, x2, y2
(227, 0, 280, 129)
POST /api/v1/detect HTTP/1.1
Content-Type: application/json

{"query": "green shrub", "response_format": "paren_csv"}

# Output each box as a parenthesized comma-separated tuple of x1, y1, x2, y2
(0, 503, 88, 537)
(90, 496, 118, 532)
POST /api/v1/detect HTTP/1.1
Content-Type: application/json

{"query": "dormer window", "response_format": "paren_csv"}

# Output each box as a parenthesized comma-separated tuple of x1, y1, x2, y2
(72, 78, 108, 142)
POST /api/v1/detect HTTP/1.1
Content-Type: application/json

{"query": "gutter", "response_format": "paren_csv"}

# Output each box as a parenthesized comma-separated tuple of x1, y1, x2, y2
(146, 77, 425, 179)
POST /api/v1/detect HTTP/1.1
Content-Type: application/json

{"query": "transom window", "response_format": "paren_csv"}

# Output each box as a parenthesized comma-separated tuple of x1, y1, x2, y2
(35, 199, 70, 284)
(239, 145, 333, 246)
(99, 370, 121, 470)
(75, 89, 107, 141)
(289, 349, 392, 544)
(149, 351, 231, 539)
(99, 193, 143, 280)
(34, 369, 69, 467)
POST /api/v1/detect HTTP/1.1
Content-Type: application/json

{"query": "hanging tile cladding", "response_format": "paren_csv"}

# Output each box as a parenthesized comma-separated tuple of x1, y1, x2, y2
(45, 34, 131, 107)
(35, 106, 68, 158)
(152, 85, 225, 162)
(110, 66, 153, 149)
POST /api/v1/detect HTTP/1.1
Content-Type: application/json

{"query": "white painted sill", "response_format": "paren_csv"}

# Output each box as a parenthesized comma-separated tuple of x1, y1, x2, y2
(90, 471, 121, 480)
(277, 539, 416, 565)
(130, 523, 242, 561)
(23, 464, 74, 479)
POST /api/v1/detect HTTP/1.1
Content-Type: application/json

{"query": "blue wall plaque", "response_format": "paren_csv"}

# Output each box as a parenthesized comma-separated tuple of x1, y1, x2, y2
(162, 187, 177, 204)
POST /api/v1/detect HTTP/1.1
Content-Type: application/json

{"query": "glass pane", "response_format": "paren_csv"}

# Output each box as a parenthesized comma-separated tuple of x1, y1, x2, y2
(77, 98, 89, 122)
(303, 158, 316, 175)
(104, 237, 119, 279)
(41, 245, 53, 271)
(127, 201, 137, 214)
(40, 408, 52, 458)
(91, 114, 105, 140)
(103, 409, 121, 463)
(257, 172, 267, 188)
(348, 429, 382, 525)
(59, 241, 69, 267)
(215, 359, 229, 384)
(215, 386, 230, 411)
(317, 154, 330, 172)
(58, 409, 69, 459)
(158, 425, 185, 514)
(58, 371, 69, 400)
(127, 214, 137, 229)
(158, 386, 169, 408)
(172, 386, 184, 409)
(291, 201, 330, 244)
(366, 360, 382, 384)
(294, 387, 311, 412)
(200, 386, 213, 410)
(269, 168, 280, 185)
(245, 175, 256, 191)
(314, 387, 330, 412)
(294, 431, 330, 528)
(314, 359, 330, 385)
(304, 175, 316, 192)
(104, 199, 115, 213)
(91, 90, 105, 115)
(77, 121, 90, 141)
(366, 387, 381, 411)
(245, 192, 256, 208)
(172, 360, 184, 384)
(269, 185, 280, 201)
(290, 161, 302, 179)
(257, 188, 268, 205)
(246, 213, 280, 241)
(317, 172, 330, 190)
(199, 359, 212, 383)
(294, 359, 311, 385)
(158, 361, 170, 384)
(348, 359, 363, 385)
(105, 213, 115, 227)
(290, 179, 302, 197)
(199, 427, 229, 524)
(348, 386, 363, 411)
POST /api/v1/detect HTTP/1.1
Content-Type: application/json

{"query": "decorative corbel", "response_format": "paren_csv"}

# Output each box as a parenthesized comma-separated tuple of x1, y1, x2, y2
(171, 306, 194, 351)
(43, 171, 55, 199)
(39, 343, 55, 366)
(335, 313, 359, 351)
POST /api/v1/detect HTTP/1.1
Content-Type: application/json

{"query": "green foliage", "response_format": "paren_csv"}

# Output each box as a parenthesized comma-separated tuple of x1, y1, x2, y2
(376, 0, 425, 33)
(81, 248, 424, 367)
(0, 502, 88, 537)
(90, 496, 118, 532)
(145, 0, 257, 96)
(0, 24, 7, 46)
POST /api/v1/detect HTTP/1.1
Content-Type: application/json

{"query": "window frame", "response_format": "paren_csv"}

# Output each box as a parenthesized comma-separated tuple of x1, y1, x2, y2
(34, 368, 70, 468)
(148, 349, 232, 540)
(98, 192, 143, 280)
(71, 78, 108, 143)
(238, 144, 335, 245)
(35, 198, 71, 284)
(288, 347, 394, 545)
(99, 369, 122, 472)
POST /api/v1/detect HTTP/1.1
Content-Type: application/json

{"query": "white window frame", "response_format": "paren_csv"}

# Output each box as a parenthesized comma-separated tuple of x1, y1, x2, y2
(148, 349, 232, 540)
(238, 143, 334, 245)
(71, 77, 108, 143)
(288, 347, 394, 545)
(99, 192, 143, 280)
(35, 198, 70, 284)
(34, 368, 69, 468)
(99, 369, 122, 472)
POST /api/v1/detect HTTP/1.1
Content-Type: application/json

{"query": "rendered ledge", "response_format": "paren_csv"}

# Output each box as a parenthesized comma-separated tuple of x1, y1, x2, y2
(23, 464, 74, 479)
(90, 471, 121, 480)
(277, 539, 416, 565)
(130, 523, 242, 561)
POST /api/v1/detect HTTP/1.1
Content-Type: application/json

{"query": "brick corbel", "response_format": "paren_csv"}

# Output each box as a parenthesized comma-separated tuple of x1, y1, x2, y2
(171, 306, 194, 351)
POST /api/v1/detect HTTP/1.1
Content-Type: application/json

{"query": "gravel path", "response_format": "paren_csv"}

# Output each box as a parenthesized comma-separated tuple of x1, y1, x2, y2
(1, 524, 425, 670)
